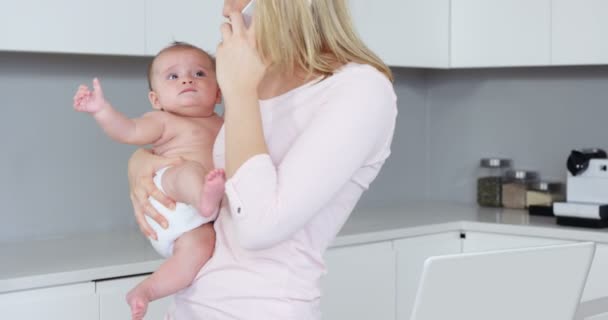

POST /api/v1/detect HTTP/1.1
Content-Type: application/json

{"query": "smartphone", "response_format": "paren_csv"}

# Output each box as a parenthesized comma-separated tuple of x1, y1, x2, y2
(241, 0, 256, 28)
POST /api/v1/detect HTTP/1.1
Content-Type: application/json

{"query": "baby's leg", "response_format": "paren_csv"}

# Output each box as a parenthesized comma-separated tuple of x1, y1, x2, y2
(161, 162, 226, 217)
(126, 223, 216, 320)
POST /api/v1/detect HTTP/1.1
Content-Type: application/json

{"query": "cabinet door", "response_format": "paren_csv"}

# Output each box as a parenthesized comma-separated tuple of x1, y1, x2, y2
(0, 282, 98, 320)
(394, 232, 462, 320)
(552, 0, 608, 65)
(0, 0, 145, 55)
(349, 0, 450, 68)
(145, 0, 225, 55)
(321, 241, 396, 320)
(97, 274, 173, 320)
(450, 0, 551, 67)
(462, 232, 572, 253)
(579, 244, 608, 320)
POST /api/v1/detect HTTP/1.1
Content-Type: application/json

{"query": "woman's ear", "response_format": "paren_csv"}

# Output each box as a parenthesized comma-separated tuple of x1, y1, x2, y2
(148, 91, 163, 111)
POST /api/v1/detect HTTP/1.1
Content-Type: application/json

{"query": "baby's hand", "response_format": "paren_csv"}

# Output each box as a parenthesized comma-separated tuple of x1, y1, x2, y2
(73, 78, 109, 114)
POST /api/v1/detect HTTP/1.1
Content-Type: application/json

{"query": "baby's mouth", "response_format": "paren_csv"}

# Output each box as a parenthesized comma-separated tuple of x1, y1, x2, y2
(180, 88, 197, 94)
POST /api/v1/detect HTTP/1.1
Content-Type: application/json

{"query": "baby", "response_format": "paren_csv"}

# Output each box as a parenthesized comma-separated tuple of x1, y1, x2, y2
(73, 42, 224, 320)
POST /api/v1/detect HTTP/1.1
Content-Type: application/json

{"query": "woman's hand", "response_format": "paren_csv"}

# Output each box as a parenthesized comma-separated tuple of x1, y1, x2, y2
(216, 12, 267, 101)
(128, 148, 183, 240)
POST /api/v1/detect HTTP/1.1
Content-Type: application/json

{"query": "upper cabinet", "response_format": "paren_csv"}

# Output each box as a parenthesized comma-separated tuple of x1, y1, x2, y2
(144, 0, 225, 56)
(350, 0, 450, 68)
(350, 0, 551, 68)
(0, 0, 145, 56)
(552, 0, 608, 65)
(450, 0, 551, 67)
(350, 0, 607, 68)
(2, 1, 607, 68)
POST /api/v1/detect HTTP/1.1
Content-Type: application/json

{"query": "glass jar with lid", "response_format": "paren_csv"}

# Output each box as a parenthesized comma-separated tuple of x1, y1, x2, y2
(501, 169, 539, 209)
(477, 158, 512, 207)
(526, 181, 565, 216)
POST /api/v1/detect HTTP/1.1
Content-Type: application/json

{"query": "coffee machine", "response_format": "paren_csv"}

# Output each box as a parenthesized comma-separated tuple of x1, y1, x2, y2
(554, 148, 608, 228)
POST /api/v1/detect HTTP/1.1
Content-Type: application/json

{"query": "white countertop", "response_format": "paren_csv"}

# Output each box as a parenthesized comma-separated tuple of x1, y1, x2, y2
(3, 201, 608, 294)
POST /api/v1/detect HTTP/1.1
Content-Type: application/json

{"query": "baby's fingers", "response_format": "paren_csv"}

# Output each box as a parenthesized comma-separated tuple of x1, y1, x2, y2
(73, 87, 90, 107)
(73, 86, 88, 100)
(92, 78, 104, 98)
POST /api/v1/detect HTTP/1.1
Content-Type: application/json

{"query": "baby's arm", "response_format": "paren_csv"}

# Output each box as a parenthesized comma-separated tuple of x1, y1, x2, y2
(73, 78, 164, 145)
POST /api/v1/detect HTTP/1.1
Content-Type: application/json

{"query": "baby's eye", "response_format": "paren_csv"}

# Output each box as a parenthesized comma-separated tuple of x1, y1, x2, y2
(195, 71, 206, 77)
(167, 74, 178, 80)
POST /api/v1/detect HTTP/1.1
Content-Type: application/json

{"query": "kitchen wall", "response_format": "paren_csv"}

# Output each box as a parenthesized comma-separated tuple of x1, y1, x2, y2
(0, 52, 151, 242)
(425, 66, 608, 203)
(2, 51, 608, 242)
(356, 68, 429, 209)
(0, 52, 429, 242)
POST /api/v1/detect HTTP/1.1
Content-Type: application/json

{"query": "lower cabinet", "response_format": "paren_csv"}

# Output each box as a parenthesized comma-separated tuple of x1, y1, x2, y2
(4, 231, 607, 320)
(321, 241, 396, 320)
(0, 282, 98, 320)
(394, 232, 462, 320)
(462, 232, 573, 253)
(579, 244, 608, 320)
(463, 232, 608, 320)
(96, 274, 173, 320)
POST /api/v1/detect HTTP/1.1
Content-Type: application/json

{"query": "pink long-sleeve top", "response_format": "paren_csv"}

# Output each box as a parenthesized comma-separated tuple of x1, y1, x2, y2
(166, 63, 398, 320)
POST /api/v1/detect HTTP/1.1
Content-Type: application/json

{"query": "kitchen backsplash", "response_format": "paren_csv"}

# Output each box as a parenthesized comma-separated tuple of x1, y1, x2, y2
(425, 66, 608, 204)
(1, 52, 607, 242)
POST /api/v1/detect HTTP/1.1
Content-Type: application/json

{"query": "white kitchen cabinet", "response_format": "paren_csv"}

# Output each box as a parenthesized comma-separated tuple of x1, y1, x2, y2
(349, 0, 450, 68)
(579, 244, 608, 320)
(321, 241, 396, 320)
(552, 0, 608, 65)
(0, 282, 98, 320)
(450, 0, 552, 67)
(0, 0, 145, 55)
(394, 232, 462, 320)
(97, 274, 173, 320)
(145, 0, 225, 56)
(462, 232, 572, 252)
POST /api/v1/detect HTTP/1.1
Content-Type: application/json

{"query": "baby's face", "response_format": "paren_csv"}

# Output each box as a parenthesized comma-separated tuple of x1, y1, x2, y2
(150, 48, 219, 117)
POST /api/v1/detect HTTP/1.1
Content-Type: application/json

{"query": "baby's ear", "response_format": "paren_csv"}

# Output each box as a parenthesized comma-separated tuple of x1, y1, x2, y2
(215, 87, 222, 104)
(148, 91, 162, 110)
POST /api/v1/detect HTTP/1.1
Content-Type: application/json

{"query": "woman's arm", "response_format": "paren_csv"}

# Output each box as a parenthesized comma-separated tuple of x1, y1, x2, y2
(217, 13, 397, 250)
(225, 71, 397, 250)
(217, 13, 268, 178)
(128, 148, 183, 239)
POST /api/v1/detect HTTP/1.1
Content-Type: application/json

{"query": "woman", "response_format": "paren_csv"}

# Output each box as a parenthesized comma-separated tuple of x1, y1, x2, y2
(128, 0, 397, 318)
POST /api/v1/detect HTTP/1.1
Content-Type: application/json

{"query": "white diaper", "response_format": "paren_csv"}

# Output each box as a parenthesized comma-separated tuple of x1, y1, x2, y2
(145, 167, 215, 258)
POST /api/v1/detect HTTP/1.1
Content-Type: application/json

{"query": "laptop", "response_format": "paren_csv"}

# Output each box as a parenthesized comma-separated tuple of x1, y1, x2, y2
(410, 242, 595, 320)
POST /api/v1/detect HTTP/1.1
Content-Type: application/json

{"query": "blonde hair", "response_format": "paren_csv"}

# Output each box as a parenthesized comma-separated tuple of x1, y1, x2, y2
(255, 0, 393, 81)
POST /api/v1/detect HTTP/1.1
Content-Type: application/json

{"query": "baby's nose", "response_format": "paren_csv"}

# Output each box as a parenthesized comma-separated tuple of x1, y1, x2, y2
(182, 80, 193, 84)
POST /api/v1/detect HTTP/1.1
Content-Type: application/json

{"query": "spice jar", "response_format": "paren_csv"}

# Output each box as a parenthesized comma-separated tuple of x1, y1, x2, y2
(527, 181, 565, 216)
(477, 158, 511, 207)
(501, 170, 539, 209)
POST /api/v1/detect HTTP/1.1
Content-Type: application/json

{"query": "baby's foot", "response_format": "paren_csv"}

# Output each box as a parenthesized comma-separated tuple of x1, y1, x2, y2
(199, 169, 226, 217)
(126, 287, 149, 320)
